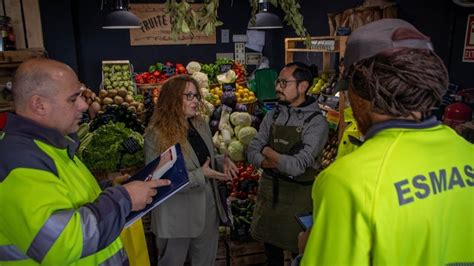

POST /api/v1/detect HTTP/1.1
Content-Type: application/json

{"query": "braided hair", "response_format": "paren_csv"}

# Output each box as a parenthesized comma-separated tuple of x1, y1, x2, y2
(347, 48, 448, 119)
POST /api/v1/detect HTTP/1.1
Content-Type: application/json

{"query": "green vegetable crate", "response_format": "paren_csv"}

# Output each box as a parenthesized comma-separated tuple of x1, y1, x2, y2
(229, 198, 256, 241)
(101, 60, 138, 95)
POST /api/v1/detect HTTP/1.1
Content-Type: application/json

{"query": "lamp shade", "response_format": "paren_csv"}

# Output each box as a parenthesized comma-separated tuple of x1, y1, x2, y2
(248, 12, 283, 29)
(102, 10, 141, 29)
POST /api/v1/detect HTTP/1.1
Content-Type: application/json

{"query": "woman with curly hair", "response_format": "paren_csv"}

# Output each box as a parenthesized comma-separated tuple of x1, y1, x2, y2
(144, 74, 237, 266)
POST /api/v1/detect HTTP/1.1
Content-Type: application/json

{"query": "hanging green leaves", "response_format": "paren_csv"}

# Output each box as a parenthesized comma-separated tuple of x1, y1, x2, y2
(164, 0, 221, 40)
(248, 0, 311, 46)
(165, 0, 310, 46)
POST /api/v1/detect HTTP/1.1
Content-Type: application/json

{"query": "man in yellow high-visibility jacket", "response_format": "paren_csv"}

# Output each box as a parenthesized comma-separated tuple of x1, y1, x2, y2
(0, 58, 170, 265)
(296, 19, 474, 265)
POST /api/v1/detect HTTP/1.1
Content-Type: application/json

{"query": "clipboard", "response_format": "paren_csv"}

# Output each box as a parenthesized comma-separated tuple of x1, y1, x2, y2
(124, 143, 189, 228)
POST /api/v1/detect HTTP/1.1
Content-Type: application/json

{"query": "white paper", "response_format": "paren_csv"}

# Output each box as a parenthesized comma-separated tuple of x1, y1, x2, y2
(152, 145, 177, 180)
(245, 30, 265, 52)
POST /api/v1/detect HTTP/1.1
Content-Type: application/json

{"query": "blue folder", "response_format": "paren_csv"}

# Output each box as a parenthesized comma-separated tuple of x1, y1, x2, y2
(124, 143, 189, 228)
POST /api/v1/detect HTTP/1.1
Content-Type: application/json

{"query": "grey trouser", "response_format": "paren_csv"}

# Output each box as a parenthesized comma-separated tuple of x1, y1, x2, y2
(156, 185, 219, 266)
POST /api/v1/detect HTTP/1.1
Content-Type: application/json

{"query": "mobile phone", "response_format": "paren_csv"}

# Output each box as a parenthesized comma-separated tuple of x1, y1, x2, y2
(295, 212, 313, 230)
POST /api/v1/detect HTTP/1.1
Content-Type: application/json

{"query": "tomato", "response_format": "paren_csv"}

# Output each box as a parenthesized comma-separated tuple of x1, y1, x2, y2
(246, 165, 255, 172)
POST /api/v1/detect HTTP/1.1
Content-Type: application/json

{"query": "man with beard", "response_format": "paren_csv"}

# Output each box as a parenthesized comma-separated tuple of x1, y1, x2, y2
(247, 62, 329, 265)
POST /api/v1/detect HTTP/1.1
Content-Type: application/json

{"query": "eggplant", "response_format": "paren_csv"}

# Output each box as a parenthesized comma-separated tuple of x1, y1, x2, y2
(212, 105, 222, 121)
(209, 119, 220, 135)
(234, 103, 247, 112)
(221, 90, 237, 109)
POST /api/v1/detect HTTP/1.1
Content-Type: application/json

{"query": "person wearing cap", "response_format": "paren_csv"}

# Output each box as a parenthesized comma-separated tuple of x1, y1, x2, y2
(297, 19, 474, 265)
(247, 62, 328, 265)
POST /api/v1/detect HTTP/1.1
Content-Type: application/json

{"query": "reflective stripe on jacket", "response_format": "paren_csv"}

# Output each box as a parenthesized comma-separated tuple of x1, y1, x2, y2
(0, 113, 130, 265)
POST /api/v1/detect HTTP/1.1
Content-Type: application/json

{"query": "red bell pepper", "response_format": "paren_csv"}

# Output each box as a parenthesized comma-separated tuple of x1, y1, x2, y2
(152, 70, 161, 77)
(142, 72, 150, 79)
(147, 75, 157, 84)
(135, 74, 145, 84)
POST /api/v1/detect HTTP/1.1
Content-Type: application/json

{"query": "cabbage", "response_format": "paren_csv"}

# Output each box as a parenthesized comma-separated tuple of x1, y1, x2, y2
(237, 126, 257, 145)
(234, 125, 243, 136)
(228, 140, 245, 161)
(230, 112, 252, 127)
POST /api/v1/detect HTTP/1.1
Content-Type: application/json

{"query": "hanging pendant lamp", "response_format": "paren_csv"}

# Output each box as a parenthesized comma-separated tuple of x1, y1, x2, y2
(102, 0, 141, 29)
(247, 0, 283, 30)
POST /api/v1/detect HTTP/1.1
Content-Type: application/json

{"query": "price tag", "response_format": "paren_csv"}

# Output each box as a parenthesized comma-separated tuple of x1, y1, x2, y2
(222, 83, 235, 91)
(163, 66, 176, 76)
(219, 64, 233, 74)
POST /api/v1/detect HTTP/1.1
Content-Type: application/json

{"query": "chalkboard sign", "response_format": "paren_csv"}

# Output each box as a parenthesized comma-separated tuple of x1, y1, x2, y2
(219, 64, 233, 74)
(222, 83, 235, 91)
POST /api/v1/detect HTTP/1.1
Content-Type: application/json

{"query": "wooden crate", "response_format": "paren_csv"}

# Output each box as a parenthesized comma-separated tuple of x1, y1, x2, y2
(228, 240, 266, 266)
(230, 252, 266, 265)
(0, 0, 44, 49)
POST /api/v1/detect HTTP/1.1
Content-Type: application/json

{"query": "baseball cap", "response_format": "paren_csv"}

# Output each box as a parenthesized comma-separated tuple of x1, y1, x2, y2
(337, 18, 434, 91)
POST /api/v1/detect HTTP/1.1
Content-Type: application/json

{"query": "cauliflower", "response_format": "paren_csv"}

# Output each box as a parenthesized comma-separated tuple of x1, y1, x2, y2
(186, 61, 201, 74)
(200, 87, 211, 99)
(217, 69, 237, 84)
(192, 72, 209, 88)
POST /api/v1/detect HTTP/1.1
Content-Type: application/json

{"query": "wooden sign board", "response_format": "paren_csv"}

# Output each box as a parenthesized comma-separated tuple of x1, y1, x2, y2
(463, 14, 474, 62)
(129, 4, 216, 46)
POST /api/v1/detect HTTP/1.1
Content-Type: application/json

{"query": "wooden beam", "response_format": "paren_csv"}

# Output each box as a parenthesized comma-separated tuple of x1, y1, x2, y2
(22, 0, 43, 48)
(5, 0, 26, 49)
(0, 1, 4, 17)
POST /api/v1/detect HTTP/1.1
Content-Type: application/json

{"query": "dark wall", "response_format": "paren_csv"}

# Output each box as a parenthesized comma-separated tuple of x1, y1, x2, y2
(40, 0, 474, 89)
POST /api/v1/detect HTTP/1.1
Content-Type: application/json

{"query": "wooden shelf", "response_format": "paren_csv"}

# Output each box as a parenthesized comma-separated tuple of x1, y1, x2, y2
(286, 48, 342, 53)
(0, 49, 46, 67)
(0, 102, 14, 112)
(285, 36, 348, 71)
(0, 49, 46, 113)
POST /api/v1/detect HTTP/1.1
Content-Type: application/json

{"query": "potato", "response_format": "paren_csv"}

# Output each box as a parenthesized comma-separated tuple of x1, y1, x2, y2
(117, 88, 128, 98)
(90, 101, 101, 114)
(121, 102, 130, 108)
(102, 97, 113, 105)
(99, 89, 108, 98)
(128, 106, 137, 113)
(137, 103, 145, 112)
(114, 96, 124, 105)
(88, 102, 101, 120)
(108, 89, 118, 98)
(83, 89, 93, 99)
(125, 95, 134, 103)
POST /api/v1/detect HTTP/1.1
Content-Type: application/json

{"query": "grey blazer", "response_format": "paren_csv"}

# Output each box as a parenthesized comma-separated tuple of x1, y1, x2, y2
(144, 118, 228, 238)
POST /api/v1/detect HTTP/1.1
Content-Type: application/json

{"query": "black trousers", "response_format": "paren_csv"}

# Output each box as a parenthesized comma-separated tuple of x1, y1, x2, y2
(264, 243, 298, 266)
(264, 243, 284, 266)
